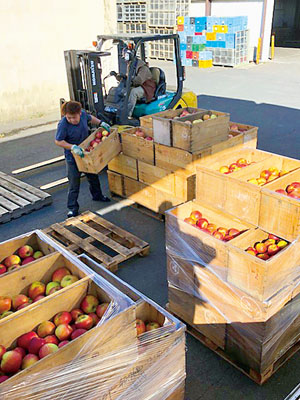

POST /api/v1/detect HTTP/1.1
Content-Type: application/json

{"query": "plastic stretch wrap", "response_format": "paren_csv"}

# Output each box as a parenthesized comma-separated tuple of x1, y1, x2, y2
(0, 232, 186, 399)
(165, 209, 300, 374)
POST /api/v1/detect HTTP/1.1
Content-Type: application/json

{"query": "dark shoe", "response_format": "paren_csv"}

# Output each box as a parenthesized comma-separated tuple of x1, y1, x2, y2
(67, 210, 79, 218)
(92, 195, 111, 202)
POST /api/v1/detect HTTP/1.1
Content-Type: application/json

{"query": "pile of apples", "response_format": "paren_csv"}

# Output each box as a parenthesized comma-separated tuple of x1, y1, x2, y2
(247, 167, 288, 186)
(245, 233, 288, 260)
(229, 124, 249, 134)
(184, 210, 242, 242)
(183, 113, 218, 126)
(136, 319, 161, 336)
(0, 245, 44, 275)
(0, 267, 80, 319)
(173, 109, 198, 119)
(275, 181, 300, 200)
(219, 158, 253, 174)
(133, 128, 153, 141)
(0, 296, 109, 382)
(85, 129, 110, 152)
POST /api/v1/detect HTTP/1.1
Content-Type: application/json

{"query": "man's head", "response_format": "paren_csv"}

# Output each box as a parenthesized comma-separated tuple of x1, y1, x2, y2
(61, 101, 82, 125)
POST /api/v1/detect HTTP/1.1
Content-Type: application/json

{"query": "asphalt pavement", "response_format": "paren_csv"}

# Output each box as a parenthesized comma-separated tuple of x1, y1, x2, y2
(0, 50, 300, 399)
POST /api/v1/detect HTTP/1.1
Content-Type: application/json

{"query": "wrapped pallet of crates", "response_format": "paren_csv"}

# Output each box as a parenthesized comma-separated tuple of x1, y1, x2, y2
(0, 232, 186, 399)
(165, 200, 300, 384)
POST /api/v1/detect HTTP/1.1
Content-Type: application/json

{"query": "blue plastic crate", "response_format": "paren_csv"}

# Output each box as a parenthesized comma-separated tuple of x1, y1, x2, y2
(206, 40, 216, 48)
(187, 36, 194, 44)
(179, 35, 187, 44)
(185, 59, 193, 66)
(216, 41, 226, 48)
(195, 25, 205, 33)
(216, 33, 225, 41)
(180, 50, 185, 58)
(180, 43, 187, 51)
(185, 25, 195, 35)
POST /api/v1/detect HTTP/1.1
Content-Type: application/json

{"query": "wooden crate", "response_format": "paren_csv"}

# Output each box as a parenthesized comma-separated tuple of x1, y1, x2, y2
(107, 170, 124, 197)
(259, 168, 300, 241)
(138, 161, 195, 201)
(196, 150, 300, 225)
(155, 143, 202, 172)
(73, 128, 121, 174)
(43, 211, 150, 272)
(152, 107, 206, 147)
(108, 153, 138, 180)
(172, 110, 230, 152)
(120, 127, 154, 165)
(0, 171, 52, 224)
(0, 252, 88, 324)
(0, 278, 137, 398)
(0, 232, 56, 276)
(229, 121, 258, 149)
(227, 227, 300, 301)
(165, 200, 254, 273)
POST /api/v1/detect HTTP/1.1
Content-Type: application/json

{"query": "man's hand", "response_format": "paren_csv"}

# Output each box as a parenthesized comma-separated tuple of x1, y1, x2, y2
(71, 145, 84, 158)
(101, 122, 111, 133)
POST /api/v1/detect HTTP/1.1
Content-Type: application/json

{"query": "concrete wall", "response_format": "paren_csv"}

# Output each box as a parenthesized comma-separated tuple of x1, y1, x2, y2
(0, 0, 116, 123)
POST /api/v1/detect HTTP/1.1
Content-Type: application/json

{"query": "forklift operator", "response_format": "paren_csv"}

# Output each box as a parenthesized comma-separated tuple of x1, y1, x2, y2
(122, 48, 156, 117)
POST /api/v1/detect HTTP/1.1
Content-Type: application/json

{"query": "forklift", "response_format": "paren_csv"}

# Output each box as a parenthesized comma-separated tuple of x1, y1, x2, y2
(63, 33, 197, 126)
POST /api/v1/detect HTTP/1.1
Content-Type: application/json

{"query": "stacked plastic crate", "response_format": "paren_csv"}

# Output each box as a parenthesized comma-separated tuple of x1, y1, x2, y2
(148, 0, 190, 60)
(177, 16, 213, 68)
(117, 0, 148, 34)
(178, 16, 249, 68)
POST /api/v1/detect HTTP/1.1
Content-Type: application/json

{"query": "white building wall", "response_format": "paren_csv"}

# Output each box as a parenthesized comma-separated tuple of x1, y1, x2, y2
(190, 1, 206, 16)
(0, 0, 116, 123)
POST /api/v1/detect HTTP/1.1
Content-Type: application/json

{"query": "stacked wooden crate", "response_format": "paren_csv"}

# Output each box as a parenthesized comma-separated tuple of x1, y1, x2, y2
(166, 146, 300, 384)
(0, 232, 185, 399)
(108, 107, 258, 216)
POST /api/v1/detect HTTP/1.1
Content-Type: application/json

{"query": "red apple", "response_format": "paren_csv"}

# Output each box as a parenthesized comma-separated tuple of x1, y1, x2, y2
(217, 227, 228, 236)
(263, 238, 276, 247)
(267, 244, 280, 256)
(18, 245, 34, 259)
(14, 347, 26, 359)
(0, 296, 11, 314)
(0, 264, 7, 275)
(75, 315, 93, 330)
(0, 376, 9, 383)
(37, 321, 56, 338)
(146, 321, 160, 331)
(39, 343, 58, 359)
(28, 281, 46, 300)
(58, 340, 69, 348)
(80, 295, 99, 313)
(51, 268, 71, 283)
(28, 337, 46, 355)
(190, 210, 202, 222)
(12, 294, 30, 310)
(21, 354, 39, 369)
(21, 256, 35, 265)
(219, 166, 230, 174)
(71, 329, 87, 340)
(288, 191, 300, 199)
(196, 218, 209, 229)
(44, 335, 59, 345)
(33, 295, 45, 303)
(257, 253, 270, 260)
(286, 182, 300, 193)
(45, 282, 60, 296)
(54, 311, 72, 327)
(0, 345, 6, 360)
(33, 251, 44, 259)
(60, 275, 79, 288)
(136, 319, 146, 336)
(88, 313, 100, 326)
(3, 255, 21, 268)
(255, 242, 268, 254)
(48, 285, 62, 295)
(260, 170, 271, 180)
(55, 324, 73, 341)
(96, 303, 109, 319)
(71, 309, 83, 320)
(268, 234, 280, 241)
(145, 136, 153, 141)
(17, 303, 31, 311)
(184, 217, 196, 225)
(95, 131, 102, 139)
(207, 223, 217, 233)
(1, 350, 22, 374)
(212, 231, 225, 240)
(275, 189, 286, 195)
(17, 331, 38, 350)
(227, 228, 240, 238)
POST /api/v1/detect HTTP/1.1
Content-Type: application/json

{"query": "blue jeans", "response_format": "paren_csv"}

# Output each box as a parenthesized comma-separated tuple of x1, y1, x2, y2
(66, 160, 103, 213)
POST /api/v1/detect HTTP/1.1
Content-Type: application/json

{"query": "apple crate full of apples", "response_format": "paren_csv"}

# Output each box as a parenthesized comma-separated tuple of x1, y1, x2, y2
(165, 162, 300, 383)
(0, 234, 186, 399)
(73, 127, 121, 174)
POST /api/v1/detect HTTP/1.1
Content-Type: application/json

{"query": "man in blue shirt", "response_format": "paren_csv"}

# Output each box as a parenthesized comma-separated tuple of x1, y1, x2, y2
(55, 101, 110, 218)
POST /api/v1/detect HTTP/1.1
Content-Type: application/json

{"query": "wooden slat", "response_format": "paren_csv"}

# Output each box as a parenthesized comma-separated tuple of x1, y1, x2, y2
(0, 196, 20, 212)
(0, 172, 50, 200)
(0, 181, 40, 203)
(0, 186, 31, 207)
(50, 224, 114, 266)
(12, 155, 65, 174)
(79, 211, 149, 249)
(69, 220, 134, 257)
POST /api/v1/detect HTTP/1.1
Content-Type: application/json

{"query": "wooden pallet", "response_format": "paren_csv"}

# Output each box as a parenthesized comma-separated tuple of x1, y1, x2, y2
(43, 211, 150, 272)
(166, 303, 300, 385)
(111, 194, 165, 222)
(0, 171, 52, 224)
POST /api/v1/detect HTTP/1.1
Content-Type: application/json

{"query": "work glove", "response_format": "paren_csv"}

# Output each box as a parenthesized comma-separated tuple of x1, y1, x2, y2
(71, 145, 84, 158)
(100, 122, 111, 133)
